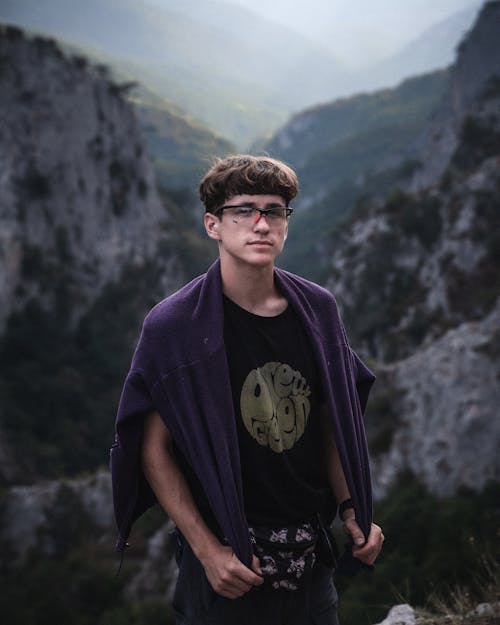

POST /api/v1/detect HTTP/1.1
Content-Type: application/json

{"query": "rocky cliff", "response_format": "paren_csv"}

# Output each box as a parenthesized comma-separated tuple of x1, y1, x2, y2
(1, 9, 499, 623)
(325, 1, 500, 498)
(411, 0, 500, 190)
(0, 24, 186, 616)
(0, 24, 191, 491)
(0, 25, 181, 333)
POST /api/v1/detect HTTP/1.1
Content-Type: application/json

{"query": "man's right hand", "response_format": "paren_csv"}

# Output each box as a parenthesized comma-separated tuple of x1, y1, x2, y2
(141, 412, 263, 599)
(199, 543, 264, 599)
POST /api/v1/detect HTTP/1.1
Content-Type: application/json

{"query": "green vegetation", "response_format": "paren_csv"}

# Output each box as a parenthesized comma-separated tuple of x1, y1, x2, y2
(383, 190, 442, 252)
(0, 259, 168, 481)
(326, 150, 500, 360)
(0, 496, 174, 625)
(363, 369, 405, 455)
(161, 187, 218, 278)
(278, 178, 359, 281)
(109, 159, 132, 216)
(275, 70, 447, 280)
(446, 188, 500, 322)
(0, 473, 497, 625)
(269, 70, 447, 184)
(2, 14, 499, 625)
(134, 97, 234, 192)
(336, 476, 500, 625)
(452, 115, 500, 171)
(329, 195, 436, 361)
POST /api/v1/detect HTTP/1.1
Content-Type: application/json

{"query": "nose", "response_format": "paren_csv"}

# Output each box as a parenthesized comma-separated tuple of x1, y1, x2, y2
(253, 211, 270, 230)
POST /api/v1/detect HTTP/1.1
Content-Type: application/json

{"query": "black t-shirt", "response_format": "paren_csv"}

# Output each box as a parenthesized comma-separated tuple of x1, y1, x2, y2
(223, 295, 330, 526)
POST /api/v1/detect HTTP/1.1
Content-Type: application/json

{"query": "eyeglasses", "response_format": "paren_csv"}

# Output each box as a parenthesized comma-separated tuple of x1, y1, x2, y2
(215, 204, 293, 225)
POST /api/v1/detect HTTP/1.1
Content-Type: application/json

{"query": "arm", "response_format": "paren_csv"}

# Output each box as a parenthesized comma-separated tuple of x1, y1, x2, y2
(321, 405, 384, 566)
(141, 410, 263, 597)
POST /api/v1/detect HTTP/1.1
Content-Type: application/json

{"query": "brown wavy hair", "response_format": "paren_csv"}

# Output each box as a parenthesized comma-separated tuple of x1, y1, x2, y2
(199, 155, 299, 213)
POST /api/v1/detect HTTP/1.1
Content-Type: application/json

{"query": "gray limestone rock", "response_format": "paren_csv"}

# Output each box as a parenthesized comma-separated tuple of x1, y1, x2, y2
(373, 604, 416, 625)
(0, 26, 181, 331)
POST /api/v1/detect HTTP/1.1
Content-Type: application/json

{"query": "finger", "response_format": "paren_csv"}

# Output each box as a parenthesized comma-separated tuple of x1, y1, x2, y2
(220, 563, 263, 596)
(234, 557, 264, 586)
(251, 554, 263, 577)
(353, 525, 384, 564)
(213, 568, 254, 597)
(218, 578, 254, 598)
(228, 553, 263, 587)
(344, 518, 365, 547)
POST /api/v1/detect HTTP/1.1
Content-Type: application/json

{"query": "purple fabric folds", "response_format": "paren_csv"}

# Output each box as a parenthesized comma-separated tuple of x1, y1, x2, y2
(110, 259, 375, 567)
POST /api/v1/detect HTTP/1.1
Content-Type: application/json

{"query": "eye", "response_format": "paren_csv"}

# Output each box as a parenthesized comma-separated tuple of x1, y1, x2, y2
(234, 206, 254, 217)
(266, 209, 282, 220)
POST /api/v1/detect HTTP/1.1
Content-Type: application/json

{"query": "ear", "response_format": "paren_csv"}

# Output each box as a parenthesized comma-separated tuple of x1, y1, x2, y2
(204, 212, 221, 240)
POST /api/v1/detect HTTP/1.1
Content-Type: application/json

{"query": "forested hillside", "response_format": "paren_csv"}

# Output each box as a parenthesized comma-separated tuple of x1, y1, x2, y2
(0, 0, 346, 145)
(323, 5, 500, 621)
(0, 24, 189, 481)
(0, 4, 499, 625)
(268, 70, 448, 280)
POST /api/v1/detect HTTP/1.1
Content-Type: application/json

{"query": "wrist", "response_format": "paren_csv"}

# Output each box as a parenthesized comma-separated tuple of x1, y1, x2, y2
(339, 498, 354, 521)
(194, 532, 224, 565)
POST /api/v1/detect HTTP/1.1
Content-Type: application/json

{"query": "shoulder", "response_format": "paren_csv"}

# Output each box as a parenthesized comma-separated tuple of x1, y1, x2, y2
(142, 272, 206, 336)
(275, 267, 338, 307)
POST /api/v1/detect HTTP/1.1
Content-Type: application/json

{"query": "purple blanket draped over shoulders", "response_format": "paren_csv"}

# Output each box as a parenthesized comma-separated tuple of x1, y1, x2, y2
(110, 259, 375, 568)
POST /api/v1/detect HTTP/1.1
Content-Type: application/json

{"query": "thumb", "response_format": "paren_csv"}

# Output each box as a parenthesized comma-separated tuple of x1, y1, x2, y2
(251, 554, 263, 577)
(344, 518, 365, 547)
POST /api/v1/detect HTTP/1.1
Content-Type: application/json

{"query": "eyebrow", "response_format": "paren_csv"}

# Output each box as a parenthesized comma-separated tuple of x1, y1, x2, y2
(229, 202, 287, 208)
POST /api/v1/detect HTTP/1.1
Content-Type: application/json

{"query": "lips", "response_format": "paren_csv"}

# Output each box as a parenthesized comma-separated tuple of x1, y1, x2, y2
(248, 240, 273, 246)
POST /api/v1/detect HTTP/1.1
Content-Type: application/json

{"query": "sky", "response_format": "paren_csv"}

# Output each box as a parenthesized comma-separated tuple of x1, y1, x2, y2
(147, 0, 481, 69)
(227, 0, 480, 67)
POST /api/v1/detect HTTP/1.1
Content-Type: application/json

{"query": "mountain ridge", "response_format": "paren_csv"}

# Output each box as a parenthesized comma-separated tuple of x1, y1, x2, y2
(0, 0, 346, 145)
(352, 3, 482, 94)
(1, 0, 481, 147)
(322, 1, 500, 498)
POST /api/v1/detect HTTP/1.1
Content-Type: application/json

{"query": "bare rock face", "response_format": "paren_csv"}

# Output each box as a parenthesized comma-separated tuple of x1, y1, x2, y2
(327, 155, 500, 363)
(0, 470, 177, 600)
(0, 27, 184, 589)
(411, 1, 500, 190)
(325, 2, 500, 499)
(370, 302, 500, 499)
(125, 521, 178, 602)
(0, 470, 114, 561)
(0, 25, 180, 331)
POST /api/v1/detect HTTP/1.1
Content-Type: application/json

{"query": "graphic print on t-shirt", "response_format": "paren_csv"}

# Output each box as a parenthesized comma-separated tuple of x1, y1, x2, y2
(240, 361, 311, 453)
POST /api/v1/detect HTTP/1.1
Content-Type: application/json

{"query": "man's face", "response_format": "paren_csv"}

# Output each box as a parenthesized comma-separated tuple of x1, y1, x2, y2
(204, 194, 290, 269)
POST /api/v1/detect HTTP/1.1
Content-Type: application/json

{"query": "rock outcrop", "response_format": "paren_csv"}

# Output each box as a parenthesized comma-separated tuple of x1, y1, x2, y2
(0, 27, 184, 584)
(0, 25, 181, 332)
(324, 1, 500, 498)
(1, 470, 114, 561)
(373, 604, 416, 625)
(411, 0, 500, 190)
(0, 469, 176, 601)
(370, 303, 500, 498)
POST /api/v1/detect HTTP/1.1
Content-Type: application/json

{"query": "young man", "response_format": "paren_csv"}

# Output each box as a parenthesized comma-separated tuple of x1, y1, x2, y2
(111, 155, 384, 625)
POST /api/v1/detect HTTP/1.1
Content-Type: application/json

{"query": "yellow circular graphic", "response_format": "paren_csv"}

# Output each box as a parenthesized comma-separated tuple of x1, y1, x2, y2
(240, 362, 311, 453)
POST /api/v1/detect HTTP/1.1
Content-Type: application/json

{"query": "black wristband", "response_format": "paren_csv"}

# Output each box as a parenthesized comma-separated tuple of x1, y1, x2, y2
(339, 498, 354, 518)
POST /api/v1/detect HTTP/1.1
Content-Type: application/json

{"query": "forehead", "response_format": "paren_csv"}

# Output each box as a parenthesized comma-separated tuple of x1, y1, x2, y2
(225, 193, 287, 206)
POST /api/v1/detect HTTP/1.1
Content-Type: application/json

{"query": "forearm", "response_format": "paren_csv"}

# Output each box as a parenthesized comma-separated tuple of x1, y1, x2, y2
(141, 411, 220, 562)
(320, 405, 352, 513)
(141, 410, 263, 597)
(321, 406, 385, 562)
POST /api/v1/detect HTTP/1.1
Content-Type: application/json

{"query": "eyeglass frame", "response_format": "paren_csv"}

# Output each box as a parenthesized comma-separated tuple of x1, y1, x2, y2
(214, 204, 294, 224)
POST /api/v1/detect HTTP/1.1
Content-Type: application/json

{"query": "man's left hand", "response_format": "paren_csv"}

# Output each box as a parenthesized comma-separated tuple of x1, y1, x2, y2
(342, 511, 384, 566)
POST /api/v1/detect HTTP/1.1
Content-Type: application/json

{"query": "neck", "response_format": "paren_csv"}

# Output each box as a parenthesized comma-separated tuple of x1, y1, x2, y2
(220, 258, 286, 316)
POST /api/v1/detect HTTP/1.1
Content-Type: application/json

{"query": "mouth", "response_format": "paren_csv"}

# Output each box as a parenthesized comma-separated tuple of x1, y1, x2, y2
(248, 240, 273, 246)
